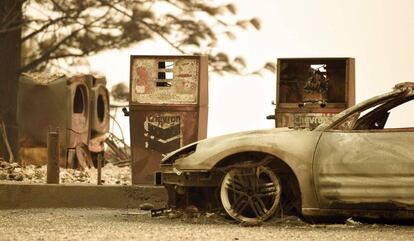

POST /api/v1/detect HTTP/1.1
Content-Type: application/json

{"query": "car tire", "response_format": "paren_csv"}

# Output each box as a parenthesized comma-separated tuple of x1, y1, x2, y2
(220, 165, 282, 223)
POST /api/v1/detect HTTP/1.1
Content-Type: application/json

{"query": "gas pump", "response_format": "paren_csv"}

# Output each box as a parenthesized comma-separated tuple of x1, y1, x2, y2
(268, 58, 355, 129)
(128, 55, 208, 184)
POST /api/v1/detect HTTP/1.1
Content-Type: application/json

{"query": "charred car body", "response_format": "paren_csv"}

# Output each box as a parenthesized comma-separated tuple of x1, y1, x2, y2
(161, 82, 414, 223)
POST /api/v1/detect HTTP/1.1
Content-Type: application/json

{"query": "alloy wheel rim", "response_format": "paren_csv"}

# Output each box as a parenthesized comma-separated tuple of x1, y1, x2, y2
(220, 166, 281, 223)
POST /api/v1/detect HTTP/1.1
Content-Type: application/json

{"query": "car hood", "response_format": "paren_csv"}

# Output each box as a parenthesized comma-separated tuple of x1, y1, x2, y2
(162, 127, 320, 171)
(191, 127, 294, 149)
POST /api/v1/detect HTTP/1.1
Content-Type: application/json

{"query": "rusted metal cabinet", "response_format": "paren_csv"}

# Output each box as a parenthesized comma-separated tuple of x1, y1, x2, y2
(273, 58, 355, 129)
(83, 75, 110, 164)
(18, 73, 90, 167)
(129, 55, 208, 184)
(83, 75, 109, 137)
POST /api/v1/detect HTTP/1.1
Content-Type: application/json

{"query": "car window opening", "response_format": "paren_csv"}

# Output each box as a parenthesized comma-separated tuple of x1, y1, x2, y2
(333, 94, 414, 130)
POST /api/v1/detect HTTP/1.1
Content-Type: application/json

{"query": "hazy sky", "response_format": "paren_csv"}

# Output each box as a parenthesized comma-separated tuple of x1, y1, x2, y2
(89, 0, 414, 143)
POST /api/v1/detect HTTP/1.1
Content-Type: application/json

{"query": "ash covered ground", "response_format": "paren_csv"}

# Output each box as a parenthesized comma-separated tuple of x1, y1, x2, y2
(0, 160, 131, 185)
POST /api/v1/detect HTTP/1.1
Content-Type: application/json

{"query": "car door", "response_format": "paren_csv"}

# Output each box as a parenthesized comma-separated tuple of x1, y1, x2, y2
(313, 97, 414, 210)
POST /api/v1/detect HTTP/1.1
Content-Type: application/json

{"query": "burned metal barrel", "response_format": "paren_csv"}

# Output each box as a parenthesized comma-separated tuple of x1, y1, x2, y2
(129, 55, 208, 184)
(273, 58, 355, 129)
(18, 73, 90, 167)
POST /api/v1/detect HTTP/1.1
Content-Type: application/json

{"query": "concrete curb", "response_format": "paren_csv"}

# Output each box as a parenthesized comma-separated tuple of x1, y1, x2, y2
(0, 183, 167, 209)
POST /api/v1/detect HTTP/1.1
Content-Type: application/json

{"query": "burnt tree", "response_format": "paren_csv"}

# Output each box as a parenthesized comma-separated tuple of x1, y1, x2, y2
(0, 0, 23, 160)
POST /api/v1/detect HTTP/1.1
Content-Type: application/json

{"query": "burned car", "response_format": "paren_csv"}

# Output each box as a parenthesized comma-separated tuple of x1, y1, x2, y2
(161, 82, 414, 223)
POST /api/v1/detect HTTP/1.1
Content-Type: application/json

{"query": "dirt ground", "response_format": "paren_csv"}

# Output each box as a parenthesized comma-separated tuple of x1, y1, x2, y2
(1, 208, 414, 241)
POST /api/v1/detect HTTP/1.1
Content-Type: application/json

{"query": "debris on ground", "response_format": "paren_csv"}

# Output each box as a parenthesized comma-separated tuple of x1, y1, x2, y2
(0, 161, 131, 185)
(205, 212, 216, 218)
(123, 210, 149, 216)
(185, 205, 199, 214)
(167, 211, 182, 219)
(240, 220, 263, 227)
(0, 161, 24, 181)
(149, 207, 231, 225)
(150, 208, 173, 218)
(345, 217, 362, 226)
(139, 203, 155, 210)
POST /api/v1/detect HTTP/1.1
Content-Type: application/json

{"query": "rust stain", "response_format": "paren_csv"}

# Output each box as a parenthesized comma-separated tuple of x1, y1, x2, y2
(136, 67, 148, 82)
(177, 74, 192, 78)
(136, 67, 153, 94)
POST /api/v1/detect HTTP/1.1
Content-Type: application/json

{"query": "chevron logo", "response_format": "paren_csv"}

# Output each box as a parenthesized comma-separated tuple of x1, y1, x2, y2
(144, 114, 182, 154)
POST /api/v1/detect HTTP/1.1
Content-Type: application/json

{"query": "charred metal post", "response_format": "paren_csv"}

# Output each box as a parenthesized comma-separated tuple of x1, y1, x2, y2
(97, 152, 102, 185)
(47, 129, 60, 184)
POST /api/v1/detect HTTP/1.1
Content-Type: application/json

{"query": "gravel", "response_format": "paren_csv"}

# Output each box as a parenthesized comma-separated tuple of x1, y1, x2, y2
(0, 161, 131, 185)
(0, 208, 414, 241)
(1, 162, 414, 240)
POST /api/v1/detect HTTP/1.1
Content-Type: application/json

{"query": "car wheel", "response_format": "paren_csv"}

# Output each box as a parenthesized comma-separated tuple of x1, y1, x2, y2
(220, 165, 282, 223)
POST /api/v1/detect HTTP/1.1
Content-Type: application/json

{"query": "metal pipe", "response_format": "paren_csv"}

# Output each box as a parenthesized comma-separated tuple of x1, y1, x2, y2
(97, 152, 102, 185)
(47, 129, 60, 184)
